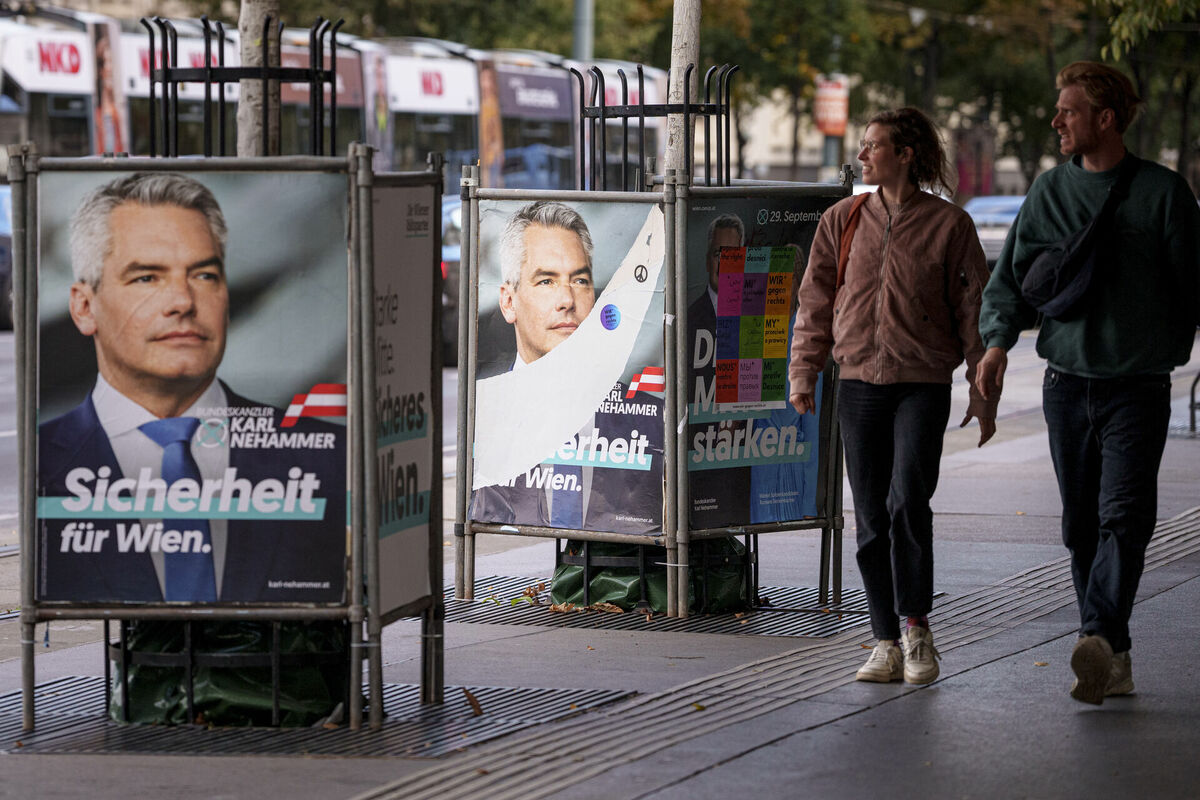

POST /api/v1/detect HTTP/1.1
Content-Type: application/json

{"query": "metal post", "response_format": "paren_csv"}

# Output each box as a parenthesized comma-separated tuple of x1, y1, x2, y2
(662, 169, 679, 617)
(355, 144, 385, 730)
(140, 20, 158, 157)
(347, 146, 367, 731)
(201, 16, 213, 157)
(11, 148, 36, 731)
(455, 166, 478, 599)
(216, 22, 227, 156)
(570, 69, 586, 191)
(331, 21, 344, 154)
(618, 69, 629, 192)
(423, 153, 446, 705)
(673, 170, 691, 618)
(637, 66, 646, 192)
(167, 22, 179, 157)
(703, 66, 717, 187)
(723, 65, 740, 184)
(462, 173, 481, 596)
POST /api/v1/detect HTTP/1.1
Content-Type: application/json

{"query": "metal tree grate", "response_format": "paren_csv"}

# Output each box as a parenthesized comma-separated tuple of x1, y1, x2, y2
(0, 677, 631, 758)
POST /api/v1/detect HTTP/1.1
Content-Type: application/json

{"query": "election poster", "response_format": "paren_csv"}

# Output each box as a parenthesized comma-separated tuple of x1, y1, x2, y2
(35, 168, 350, 604)
(470, 199, 666, 535)
(686, 195, 839, 529)
(371, 180, 435, 615)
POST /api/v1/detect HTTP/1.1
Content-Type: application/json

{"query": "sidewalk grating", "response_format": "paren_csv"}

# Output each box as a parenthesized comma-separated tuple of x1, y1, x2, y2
(0, 679, 631, 758)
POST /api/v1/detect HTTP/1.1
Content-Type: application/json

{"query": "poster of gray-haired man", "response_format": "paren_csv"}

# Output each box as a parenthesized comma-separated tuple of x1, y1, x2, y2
(35, 169, 350, 605)
(471, 199, 666, 535)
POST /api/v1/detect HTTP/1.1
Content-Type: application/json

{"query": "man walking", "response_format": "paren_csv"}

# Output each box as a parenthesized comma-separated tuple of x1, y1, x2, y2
(977, 62, 1200, 704)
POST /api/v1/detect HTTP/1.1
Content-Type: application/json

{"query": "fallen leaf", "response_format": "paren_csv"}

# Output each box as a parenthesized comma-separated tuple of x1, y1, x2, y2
(590, 602, 624, 614)
(739, 619, 748, 625)
(548, 602, 578, 613)
(860, 643, 873, 650)
(569, 703, 577, 710)
(691, 702, 706, 711)
(323, 722, 340, 730)
(1034, 661, 1049, 667)
(587, 646, 595, 651)
(734, 612, 745, 619)
(462, 687, 483, 716)
(14, 741, 22, 748)
(1016, 511, 1026, 516)
(476, 768, 490, 775)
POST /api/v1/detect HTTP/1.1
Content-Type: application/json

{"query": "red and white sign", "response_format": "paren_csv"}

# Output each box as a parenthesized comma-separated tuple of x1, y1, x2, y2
(0, 23, 93, 94)
(280, 46, 363, 107)
(387, 55, 478, 115)
(120, 32, 240, 101)
(813, 73, 850, 137)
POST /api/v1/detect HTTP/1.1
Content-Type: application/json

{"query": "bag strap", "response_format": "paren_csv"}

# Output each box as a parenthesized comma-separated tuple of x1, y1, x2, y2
(1099, 154, 1139, 218)
(836, 192, 871, 292)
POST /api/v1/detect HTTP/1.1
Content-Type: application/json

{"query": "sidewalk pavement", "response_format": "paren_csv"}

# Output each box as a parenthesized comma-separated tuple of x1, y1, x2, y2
(1, 345, 1199, 799)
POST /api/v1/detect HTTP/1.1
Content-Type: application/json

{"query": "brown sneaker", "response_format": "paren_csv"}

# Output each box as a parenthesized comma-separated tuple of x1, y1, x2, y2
(1106, 650, 1134, 696)
(1069, 634, 1113, 705)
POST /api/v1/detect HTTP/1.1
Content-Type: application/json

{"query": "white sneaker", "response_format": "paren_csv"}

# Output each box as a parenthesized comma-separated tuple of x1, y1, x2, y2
(856, 639, 903, 682)
(1069, 634, 1113, 705)
(901, 626, 941, 685)
(1106, 650, 1134, 697)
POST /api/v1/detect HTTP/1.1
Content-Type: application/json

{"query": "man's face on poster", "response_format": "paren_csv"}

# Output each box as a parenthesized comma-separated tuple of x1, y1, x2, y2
(707, 225, 742, 291)
(69, 202, 229, 405)
(499, 224, 595, 364)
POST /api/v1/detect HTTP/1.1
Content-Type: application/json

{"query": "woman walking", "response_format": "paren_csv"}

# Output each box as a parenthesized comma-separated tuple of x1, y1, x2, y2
(789, 107, 996, 684)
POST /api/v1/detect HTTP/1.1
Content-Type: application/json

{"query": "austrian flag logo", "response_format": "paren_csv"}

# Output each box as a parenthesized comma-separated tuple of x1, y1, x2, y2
(626, 366, 665, 398)
(282, 383, 348, 427)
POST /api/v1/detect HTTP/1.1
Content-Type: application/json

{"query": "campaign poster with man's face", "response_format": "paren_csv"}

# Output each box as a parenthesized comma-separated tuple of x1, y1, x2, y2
(35, 169, 350, 605)
(470, 199, 665, 535)
(686, 195, 840, 529)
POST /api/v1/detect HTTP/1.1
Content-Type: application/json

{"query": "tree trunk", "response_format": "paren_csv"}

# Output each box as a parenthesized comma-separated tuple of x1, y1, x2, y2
(664, 0, 700, 175)
(238, 0, 281, 157)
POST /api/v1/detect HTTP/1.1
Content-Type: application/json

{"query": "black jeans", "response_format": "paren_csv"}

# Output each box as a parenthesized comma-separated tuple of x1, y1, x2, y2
(838, 380, 951, 640)
(1042, 368, 1170, 654)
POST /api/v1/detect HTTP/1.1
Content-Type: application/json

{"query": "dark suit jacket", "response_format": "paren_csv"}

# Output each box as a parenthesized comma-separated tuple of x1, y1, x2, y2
(470, 380, 664, 535)
(37, 385, 347, 604)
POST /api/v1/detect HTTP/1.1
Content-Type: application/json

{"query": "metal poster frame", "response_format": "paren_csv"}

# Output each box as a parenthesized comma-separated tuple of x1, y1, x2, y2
(11, 148, 444, 732)
(454, 164, 851, 619)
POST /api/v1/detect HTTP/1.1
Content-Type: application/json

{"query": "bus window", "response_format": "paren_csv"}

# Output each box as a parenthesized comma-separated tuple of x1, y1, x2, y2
(30, 94, 91, 157)
(392, 111, 478, 191)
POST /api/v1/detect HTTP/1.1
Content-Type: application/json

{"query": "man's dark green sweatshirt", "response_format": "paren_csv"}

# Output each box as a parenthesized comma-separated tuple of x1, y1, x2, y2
(980, 153, 1200, 378)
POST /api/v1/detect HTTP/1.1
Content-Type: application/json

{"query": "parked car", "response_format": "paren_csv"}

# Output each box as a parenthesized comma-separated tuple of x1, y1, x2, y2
(963, 195, 1024, 269)
(441, 194, 462, 366)
(0, 184, 12, 330)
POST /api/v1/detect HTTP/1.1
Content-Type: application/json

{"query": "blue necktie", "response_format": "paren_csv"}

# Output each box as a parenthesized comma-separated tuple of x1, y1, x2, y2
(550, 464, 583, 529)
(138, 417, 217, 601)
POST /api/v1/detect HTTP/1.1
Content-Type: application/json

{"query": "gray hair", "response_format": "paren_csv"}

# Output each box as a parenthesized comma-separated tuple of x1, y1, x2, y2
(69, 172, 228, 288)
(706, 213, 744, 254)
(498, 201, 593, 288)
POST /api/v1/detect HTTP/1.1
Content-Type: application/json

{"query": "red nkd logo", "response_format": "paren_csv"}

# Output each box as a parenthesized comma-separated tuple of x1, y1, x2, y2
(420, 71, 443, 97)
(39, 42, 82, 74)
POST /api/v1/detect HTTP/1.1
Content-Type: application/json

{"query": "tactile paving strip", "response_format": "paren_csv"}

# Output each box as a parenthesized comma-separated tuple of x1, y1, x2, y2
(0, 677, 631, 758)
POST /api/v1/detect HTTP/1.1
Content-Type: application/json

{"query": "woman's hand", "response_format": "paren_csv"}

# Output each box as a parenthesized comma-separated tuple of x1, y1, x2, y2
(790, 392, 816, 415)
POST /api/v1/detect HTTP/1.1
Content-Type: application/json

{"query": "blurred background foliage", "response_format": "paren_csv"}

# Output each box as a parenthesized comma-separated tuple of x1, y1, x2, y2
(195, 0, 1198, 188)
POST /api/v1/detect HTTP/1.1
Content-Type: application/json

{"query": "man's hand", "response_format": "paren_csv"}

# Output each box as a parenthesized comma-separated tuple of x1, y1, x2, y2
(960, 412, 997, 447)
(976, 347, 1008, 402)
(790, 392, 815, 415)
